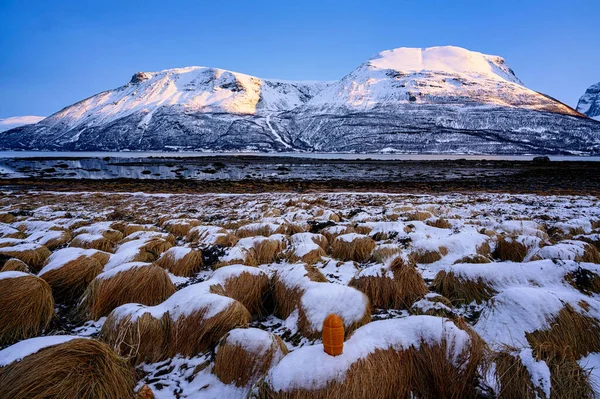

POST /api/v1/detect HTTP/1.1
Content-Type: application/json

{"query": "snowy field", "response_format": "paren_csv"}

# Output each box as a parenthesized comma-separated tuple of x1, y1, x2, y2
(0, 191, 599, 398)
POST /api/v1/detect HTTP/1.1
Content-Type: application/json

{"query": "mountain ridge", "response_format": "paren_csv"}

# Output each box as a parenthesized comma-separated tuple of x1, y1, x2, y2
(2, 46, 599, 154)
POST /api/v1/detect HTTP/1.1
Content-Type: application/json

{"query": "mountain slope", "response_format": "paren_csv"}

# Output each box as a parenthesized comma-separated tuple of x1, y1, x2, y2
(0, 116, 45, 132)
(577, 82, 600, 121)
(2, 46, 599, 154)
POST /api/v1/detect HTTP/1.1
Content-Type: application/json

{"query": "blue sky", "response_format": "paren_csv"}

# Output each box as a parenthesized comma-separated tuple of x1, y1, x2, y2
(1, 0, 598, 118)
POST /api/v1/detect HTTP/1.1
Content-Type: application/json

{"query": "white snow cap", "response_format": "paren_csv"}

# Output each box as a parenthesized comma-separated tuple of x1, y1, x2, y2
(368, 46, 522, 84)
(0, 335, 81, 366)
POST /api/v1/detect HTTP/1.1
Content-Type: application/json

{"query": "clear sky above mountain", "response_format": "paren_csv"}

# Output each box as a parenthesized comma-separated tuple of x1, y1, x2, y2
(0, 0, 598, 118)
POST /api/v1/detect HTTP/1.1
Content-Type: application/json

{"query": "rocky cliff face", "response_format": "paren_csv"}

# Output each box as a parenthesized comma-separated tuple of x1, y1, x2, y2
(577, 82, 600, 121)
(2, 46, 599, 154)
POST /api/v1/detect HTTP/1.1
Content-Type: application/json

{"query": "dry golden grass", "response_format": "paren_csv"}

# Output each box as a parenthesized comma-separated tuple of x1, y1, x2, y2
(44, 229, 73, 250)
(331, 235, 376, 262)
(154, 248, 203, 277)
(370, 245, 401, 263)
(40, 255, 103, 303)
(213, 330, 288, 387)
(412, 246, 449, 264)
(101, 311, 173, 364)
(431, 270, 496, 304)
(255, 331, 485, 399)
(171, 300, 251, 358)
(321, 226, 354, 243)
(353, 225, 373, 235)
(245, 239, 287, 266)
(70, 234, 116, 252)
(493, 237, 528, 262)
(0, 213, 15, 224)
(425, 218, 452, 229)
(138, 238, 174, 259)
(272, 265, 328, 319)
(162, 219, 201, 237)
(349, 257, 427, 309)
(0, 338, 136, 399)
(236, 224, 275, 238)
(110, 222, 158, 237)
(0, 274, 54, 345)
(213, 270, 270, 318)
(525, 305, 599, 399)
(0, 245, 51, 273)
(493, 350, 541, 399)
(404, 210, 434, 221)
(80, 265, 176, 320)
(577, 242, 600, 264)
(453, 254, 491, 264)
(0, 258, 29, 272)
(186, 226, 238, 247)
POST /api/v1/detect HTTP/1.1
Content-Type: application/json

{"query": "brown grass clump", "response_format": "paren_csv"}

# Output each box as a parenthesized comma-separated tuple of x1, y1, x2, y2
(43, 229, 73, 250)
(212, 269, 270, 318)
(100, 310, 173, 364)
(353, 225, 373, 235)
(331, 234, 376, 262)
(321, 225, 354, 243)
(186, 226, 238, 247)
(162, 219, 201, 237)
(137, 238, 173, 259)
(236, 224, 275, 238)
(0, 244, 51, 273)
(425, 218, 452, 229)
(110, 222, 158, 237)
(349, 257, 427, 309)
(0, 338, 136, 399)
(272, 265, 328, 319)
(493, 236, 528, 262)
(255, 328, 485, 399)
(70, 234, 116, 252)
(0, 213, 15, 224)
(154, 247, 203, 277)
(39, 255, 104, 303)
(0, 258, 29, 272)
(454, 254, 491, 264)
(245, 238, 287, 266)
(431, 270, 496, 304)
(411, 246, 449, 264)
(0, 273, 54, 345)
(577, 242, 600, 263)
(171, 300, 251, 358)
(370, 245, 401, 263)
(286, 233, 329, 264)
(404, 210, 433, 221)
(213, 329, 289, 387)
(493, 350, 542, 399)
(525, 305, 599, 399)
(80, 265, 176, 320)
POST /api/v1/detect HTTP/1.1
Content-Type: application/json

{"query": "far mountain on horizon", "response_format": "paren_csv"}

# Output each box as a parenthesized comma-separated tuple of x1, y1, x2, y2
(2, 46, 599, 155)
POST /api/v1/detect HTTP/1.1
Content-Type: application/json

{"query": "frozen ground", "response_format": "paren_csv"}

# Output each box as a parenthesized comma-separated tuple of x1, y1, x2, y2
(0, 191, 599, 398)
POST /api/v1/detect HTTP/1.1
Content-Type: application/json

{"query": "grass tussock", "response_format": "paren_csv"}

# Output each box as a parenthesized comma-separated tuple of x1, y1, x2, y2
(0, 338, 136, 399)
(236, 225, 275, 238)
(101, 311, 173, 364)
(272, 265, 328, 319)
(577, 242, 600, 264)
(213, 330, 288, 387)
(493, 237, 527, 262)
(454, 254, 491, 264)
(0, 245, 51, 273)
(370, 245, 401, 263)
(412, 246, 449, 264)
(255, 331, 485, 399)
(331, 235, 376, 262)
(80, 265, 176, 320)
(186, 226, 238, 247)
(154, 248, 203, 277)
(525, 305, 599, 399)
(162, 219, 201, 237)
(43, 229, 73, 250)
(493, 350, 542, 399)
(0, 274, 54, 345)
(0, 258, 29, 272)
(0, 213, 16, 224)
(425, 218, 452, 229)
(245, 239, 286, 266)
(404, 210, 434, 221)
(40, 255, 103, 303)
(213, 271, 270, 318)
(70, 235, 116, 252)
(349, 257, 427, 309)
(431, 270, 496, 304)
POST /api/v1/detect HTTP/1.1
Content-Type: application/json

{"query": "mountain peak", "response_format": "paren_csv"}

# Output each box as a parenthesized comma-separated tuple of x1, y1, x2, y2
(577, 81, 600, 121)
(368, 46, 522, 84)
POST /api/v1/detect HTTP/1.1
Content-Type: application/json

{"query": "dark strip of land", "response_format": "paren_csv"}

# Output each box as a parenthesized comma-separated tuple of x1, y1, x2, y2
(1, 160, 599, 195)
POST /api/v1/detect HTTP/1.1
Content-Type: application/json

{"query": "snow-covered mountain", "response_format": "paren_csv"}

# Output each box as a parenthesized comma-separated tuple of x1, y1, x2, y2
(577, 81, 600, 121)
(2, 46, 599, 154)
(0, 116, 45, 132)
